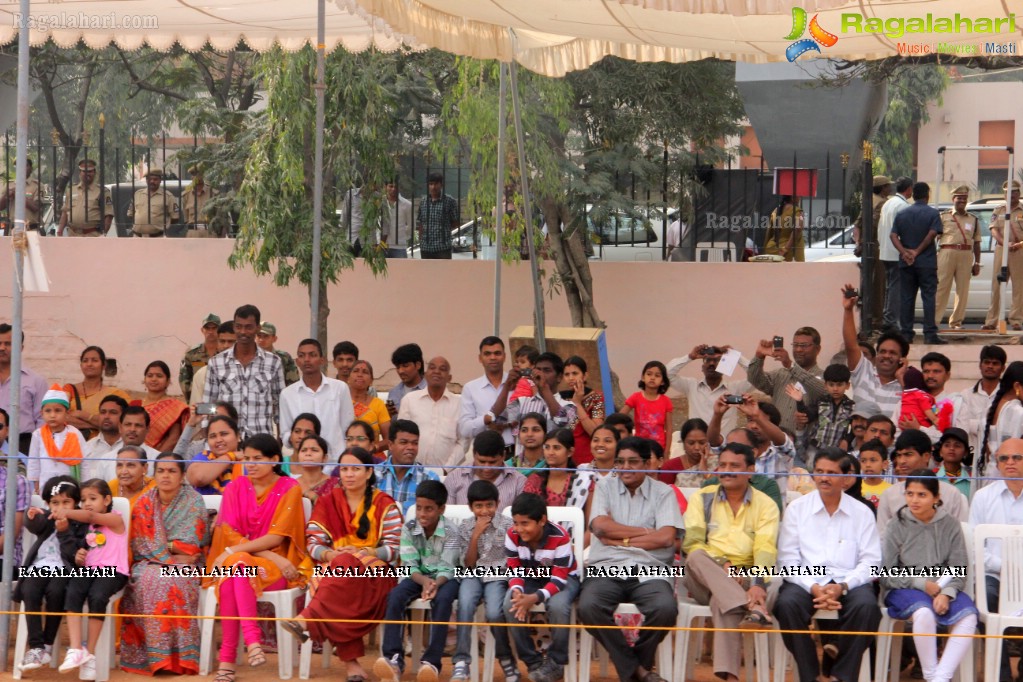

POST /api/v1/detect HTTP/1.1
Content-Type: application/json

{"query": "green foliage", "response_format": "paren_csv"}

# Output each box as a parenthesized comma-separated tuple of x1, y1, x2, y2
(873, 65, 948, 179)
(228, 46, 401, 288)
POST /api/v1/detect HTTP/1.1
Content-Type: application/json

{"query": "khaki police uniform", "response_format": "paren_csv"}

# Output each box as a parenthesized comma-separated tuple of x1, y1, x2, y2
(985, 202, 1023, 327)
(63, 182, 113, 236)
(3, 176, 41, 228)
(181, 184, 219, 238)
(935, 191, 981, 329)
(129, 188, 179, 237)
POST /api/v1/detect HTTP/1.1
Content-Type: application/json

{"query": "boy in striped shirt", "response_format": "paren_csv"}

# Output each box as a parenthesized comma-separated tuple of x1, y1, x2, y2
(503, 493, 580, 682)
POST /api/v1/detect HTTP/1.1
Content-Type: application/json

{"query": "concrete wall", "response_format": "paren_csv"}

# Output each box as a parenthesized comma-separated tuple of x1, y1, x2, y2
(917, 81, 1023, 198)
(0, 238, 861, 397)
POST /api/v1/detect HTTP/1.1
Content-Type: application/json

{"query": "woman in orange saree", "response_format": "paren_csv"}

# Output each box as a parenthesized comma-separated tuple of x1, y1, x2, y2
(131, 361, 188, 451)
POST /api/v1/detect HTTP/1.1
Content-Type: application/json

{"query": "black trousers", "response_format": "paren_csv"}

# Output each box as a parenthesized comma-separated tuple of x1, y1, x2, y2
(774, 582, 880, 682)
(899, 264, 938, 339)
(577, 577, 677, 681)
(17, 575, 70, 649)
(420, 249, 452, 259)
(64, 573, 129, 616)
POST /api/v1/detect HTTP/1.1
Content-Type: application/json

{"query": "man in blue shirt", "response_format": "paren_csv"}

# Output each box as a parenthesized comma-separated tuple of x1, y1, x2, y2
(375, 420, 439, 514)
(890, 182, 946, 345)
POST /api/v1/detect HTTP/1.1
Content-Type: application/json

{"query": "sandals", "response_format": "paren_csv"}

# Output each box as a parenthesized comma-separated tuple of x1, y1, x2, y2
(215, 668, 236, 682)
(247, 644, 267, 668)
(739, 608, 773, 630)
(281, 619, 310, 643)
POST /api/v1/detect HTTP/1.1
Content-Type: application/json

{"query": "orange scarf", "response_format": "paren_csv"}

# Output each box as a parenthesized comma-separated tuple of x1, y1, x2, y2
(41, 425, 83, 465)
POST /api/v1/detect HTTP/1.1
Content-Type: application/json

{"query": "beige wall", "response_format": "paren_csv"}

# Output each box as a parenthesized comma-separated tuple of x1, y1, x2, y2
(917, 81, 1023, 200)
(0, 238, 859, 398)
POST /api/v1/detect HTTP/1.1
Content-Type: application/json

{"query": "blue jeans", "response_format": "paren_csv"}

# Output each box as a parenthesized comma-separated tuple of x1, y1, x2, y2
(899, 264, 938, 339)
(503, 576, 580, 667)
(453, 578, 512, 665)
(382, 577, 460, 669)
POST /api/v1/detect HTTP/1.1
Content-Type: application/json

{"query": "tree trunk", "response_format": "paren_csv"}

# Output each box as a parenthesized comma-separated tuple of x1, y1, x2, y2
(311, 278, 330, 350)
(539, 196, 603, 329)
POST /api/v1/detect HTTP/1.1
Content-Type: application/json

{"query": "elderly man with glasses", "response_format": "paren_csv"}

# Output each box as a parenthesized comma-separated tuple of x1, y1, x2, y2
(969, 438, 1023, 682)
(578, 436, 684, 682)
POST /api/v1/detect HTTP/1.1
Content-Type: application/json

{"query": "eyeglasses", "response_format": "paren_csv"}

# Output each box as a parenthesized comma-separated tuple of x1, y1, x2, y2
(613, 457, 645, 468)
(345, 435, 370, 443)
(998, 454, 1023, 463)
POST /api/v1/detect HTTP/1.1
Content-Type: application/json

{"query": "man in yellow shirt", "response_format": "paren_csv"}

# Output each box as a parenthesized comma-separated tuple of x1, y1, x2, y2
(683, 443, 780, 682)
(107, 445, 155, 508)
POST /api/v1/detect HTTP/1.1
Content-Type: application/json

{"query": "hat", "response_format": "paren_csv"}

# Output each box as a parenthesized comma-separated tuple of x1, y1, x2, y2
(938, 427, 970, 450)
(145, 167, 164, 178)
(951, 185, 970, 197)
(41, 384, 70, 409)
(258, 322, 276, 336)
(850, 401, 881, 420)
(1003, 180, 1021, 191)
(872, 175, 893, 189)
(78, 158, 96, 170)
(201, 313, 221, 327)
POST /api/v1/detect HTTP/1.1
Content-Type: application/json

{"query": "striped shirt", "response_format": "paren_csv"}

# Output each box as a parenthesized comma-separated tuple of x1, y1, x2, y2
(203, 345, 285, 438)
(374, 458, 440, 514)
(505, 520, 578, 602)
(400, 517, 459, 581)
(850, 357, 902, 420)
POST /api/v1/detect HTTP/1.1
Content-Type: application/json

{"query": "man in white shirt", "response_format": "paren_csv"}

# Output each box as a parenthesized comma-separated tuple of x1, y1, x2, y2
(774, 448, 882, 682)
(120, 406, 160, 474)
(457, 336, 513, 450)
(397, 356, 465, 469)
(279, 339, 355, 458)
(841, 285, 909, 419)
(878, 177, 913, 331)
(382, 181, 413, 258)
(955, 346, 1005, 457)
(969, 438, 1023, 682)
(665, 212, 687, 261)
(82, 395, 128, 481)
(666, 344, 750, 434)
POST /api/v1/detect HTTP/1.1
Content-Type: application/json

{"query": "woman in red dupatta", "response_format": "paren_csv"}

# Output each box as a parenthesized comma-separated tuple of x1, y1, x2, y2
(120, 453, 208, 676)
(282, 447, 401, 682)
(131, 361, 188, 451)
(205, 435, 311, 682)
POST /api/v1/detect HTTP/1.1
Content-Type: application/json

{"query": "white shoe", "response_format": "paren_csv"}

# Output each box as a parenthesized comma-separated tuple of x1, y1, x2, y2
(58, 648, 93, 673)
(79, 656, 97, 681)
(20, 648, 46, 671)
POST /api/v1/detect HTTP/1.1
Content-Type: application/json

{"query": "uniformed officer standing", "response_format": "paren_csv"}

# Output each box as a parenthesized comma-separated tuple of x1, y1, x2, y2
(181, 166, 221, 238)
(129, 167, 179, 237)
(179, 313, 221, 398)
(256, 322, 299, 386)
(934, 185, 981, 330)
(58, 158, 113, 237)
(983, 179, 1023, 331)
(0, 158, 41, 231)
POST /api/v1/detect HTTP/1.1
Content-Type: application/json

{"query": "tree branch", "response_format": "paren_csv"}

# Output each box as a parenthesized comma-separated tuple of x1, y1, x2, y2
(116, 47, 189, 102)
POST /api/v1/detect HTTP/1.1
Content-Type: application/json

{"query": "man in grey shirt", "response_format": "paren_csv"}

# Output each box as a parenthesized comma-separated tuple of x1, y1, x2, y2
(578, 436, 684, 682)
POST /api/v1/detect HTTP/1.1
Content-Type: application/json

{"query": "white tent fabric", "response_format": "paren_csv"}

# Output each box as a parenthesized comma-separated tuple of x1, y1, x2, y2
(343, 0, 1022, 75)
(0, 0, 412, 52)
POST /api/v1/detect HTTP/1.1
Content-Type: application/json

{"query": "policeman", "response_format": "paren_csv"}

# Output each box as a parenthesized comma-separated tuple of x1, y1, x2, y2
(181, 165, 220, 238)
(934, 185, 981, 330)
(59, 158, 113, 237)
(179, 313, 221, 398)
(128, 167, 179, 237)
(256, 323, 299, 386)
(983, 180, 1023, 331)
(0, 158, 41, 231)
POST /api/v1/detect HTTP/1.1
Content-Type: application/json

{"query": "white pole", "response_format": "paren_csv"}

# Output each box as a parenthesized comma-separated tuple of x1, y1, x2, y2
(1, 0, 32, 667)
(309, 0, 325, 340)
(493, 64, 506, 336)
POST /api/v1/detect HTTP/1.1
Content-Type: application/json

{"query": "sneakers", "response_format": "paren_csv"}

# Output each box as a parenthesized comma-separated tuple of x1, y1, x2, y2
(80, 657, 97, 681)
(499, 657, 522, 682)
(59, 648, 94, 673)
(529, 658, 564, 682)
(373, 654, 404, 681)
(416, 661, 439, 682)
(20, 648, 49, 671)
(451, 661, 471, 681)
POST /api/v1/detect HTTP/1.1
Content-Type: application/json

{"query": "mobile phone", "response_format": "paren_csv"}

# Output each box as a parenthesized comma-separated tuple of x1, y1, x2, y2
(520, 368, 532, 377)
(703, 346, 721, 356)
(844, 288, 859, 299)
(196, 403, 217, 416)
(724, 394, 744, 405)
(772, 336, 784, 349)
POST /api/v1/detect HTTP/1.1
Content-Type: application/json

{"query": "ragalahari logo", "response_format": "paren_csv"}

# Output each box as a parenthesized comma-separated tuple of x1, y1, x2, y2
(784, 7, 839, 61)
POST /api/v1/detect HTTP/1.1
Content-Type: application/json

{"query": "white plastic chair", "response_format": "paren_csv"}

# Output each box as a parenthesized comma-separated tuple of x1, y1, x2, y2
(875, 522, 975, 682)
(674, 592, 766, 682)
(486, 506, 584, 682)
(973, 523, 1023, 682)
(13, 496, 129, 682)
(770, 609, 871, 682)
